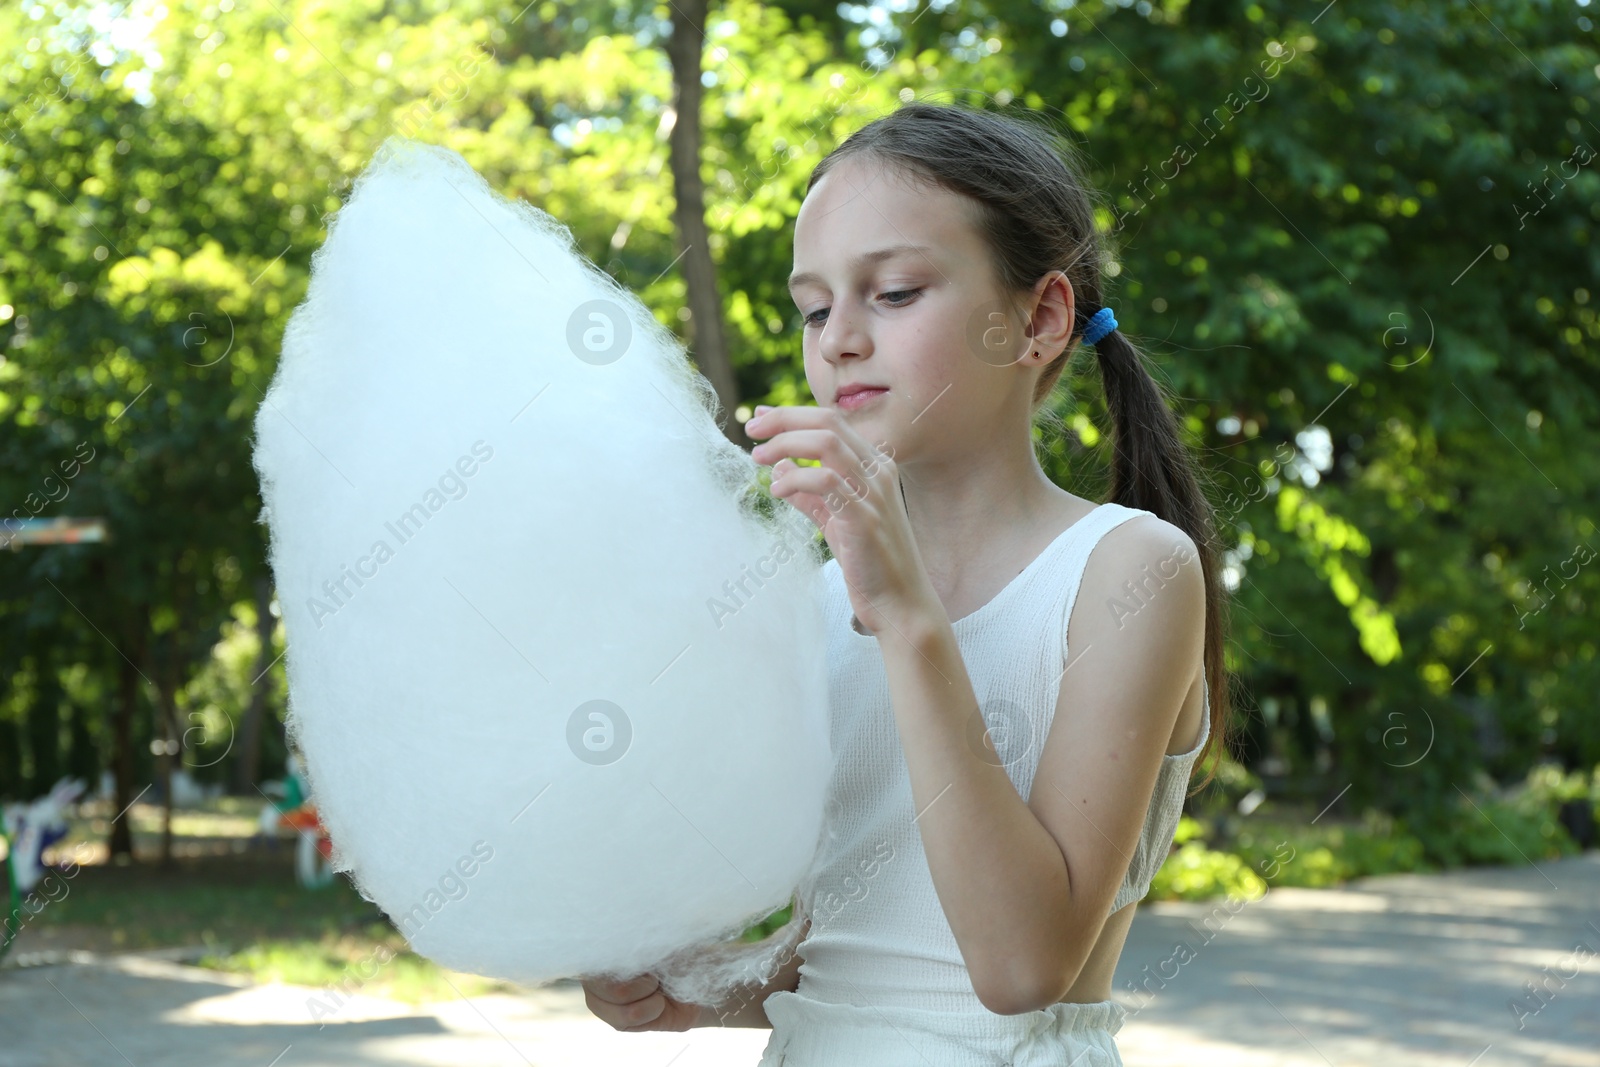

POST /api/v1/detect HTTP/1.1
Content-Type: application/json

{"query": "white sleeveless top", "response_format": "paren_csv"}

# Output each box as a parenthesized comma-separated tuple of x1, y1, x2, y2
(759, 502, 1210, 1064)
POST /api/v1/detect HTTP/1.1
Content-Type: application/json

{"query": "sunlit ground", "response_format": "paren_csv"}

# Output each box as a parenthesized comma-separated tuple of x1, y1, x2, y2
(12, 796, 515, 1002)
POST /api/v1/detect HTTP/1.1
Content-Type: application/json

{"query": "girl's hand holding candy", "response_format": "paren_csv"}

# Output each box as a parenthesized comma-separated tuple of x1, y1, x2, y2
(582, 972, 704, 1032)
(745, 403, 939, 641)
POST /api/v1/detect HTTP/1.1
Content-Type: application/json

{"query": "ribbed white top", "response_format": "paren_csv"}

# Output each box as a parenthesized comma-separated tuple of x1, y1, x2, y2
(784, 501, 1210, 1018)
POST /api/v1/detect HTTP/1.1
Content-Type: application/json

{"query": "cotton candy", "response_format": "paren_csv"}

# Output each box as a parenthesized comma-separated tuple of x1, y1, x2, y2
(251, 137, 833, 1004)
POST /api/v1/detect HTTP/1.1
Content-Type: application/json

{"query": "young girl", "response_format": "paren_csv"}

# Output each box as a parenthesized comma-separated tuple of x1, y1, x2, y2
(586, 100, 1229, 1066)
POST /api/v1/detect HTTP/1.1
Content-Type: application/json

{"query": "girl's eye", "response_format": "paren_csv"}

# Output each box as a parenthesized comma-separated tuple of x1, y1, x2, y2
(881, 287, 923, 306)
(801, 288, 924, 329)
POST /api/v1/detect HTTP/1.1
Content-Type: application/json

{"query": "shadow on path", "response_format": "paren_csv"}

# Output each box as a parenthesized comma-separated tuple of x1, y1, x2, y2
(1113, 850, 1600, 1066)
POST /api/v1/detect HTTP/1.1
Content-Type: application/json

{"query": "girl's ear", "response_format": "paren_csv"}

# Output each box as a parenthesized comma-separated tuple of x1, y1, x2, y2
(1027, 269, 1076, 362)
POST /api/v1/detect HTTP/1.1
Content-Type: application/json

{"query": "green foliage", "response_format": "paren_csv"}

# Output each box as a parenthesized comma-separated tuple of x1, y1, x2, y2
(740, 899, 795, 941)
(1520, 762, 1598, 806)
(1229, 810, 1432, 888)
(1418, 797, 1578, 868)
(1409, 767, 1588, 868)
(1148, 810, 1432, 898)
(1, 1, 1598, 852)
(1151, 759, 1591, 902)
(1147, 828, 1269, 902)
(172, 598, 286, 783)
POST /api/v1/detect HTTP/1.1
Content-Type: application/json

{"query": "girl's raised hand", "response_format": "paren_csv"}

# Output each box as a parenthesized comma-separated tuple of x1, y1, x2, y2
(745, 404, 936, 639)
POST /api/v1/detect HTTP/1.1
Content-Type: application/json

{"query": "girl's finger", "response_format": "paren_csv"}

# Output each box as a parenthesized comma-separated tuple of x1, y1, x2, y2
(755, 428, 880, 491)
(814, 405, 896, 473)
(771, 459, 871, 511)
(769, 461, 831, 527)
(749, 406, 885, 474)
(586, 973, 659, 1003)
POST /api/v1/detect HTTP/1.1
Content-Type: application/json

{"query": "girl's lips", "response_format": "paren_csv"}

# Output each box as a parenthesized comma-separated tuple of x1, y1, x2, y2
(837, 388, 888, 410)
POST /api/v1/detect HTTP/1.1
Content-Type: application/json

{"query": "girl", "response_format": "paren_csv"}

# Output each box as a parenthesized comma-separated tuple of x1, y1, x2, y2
(586, 99, 1230, 1066)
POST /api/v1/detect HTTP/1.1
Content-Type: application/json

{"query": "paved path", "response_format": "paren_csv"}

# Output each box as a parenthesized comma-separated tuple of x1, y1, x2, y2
(1112, 851, 1600, 1067)
(2, 852, 1596, 1066)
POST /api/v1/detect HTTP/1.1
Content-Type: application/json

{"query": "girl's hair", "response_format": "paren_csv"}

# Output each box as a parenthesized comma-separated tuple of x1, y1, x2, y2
(806, 100, 1230, 793)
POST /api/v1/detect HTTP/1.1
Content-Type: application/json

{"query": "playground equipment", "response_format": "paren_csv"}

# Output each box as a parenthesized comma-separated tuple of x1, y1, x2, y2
(1, 777, 87, 962)
(258, 755, 335, 889)
(0, 823, 16, 963)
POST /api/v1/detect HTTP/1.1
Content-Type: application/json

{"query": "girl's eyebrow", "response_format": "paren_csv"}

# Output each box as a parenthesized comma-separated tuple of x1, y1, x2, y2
(787, 243, 936, 292)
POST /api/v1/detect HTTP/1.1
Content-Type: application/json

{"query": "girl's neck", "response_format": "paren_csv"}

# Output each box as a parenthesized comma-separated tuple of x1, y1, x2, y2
(898, 448, 1080, 602)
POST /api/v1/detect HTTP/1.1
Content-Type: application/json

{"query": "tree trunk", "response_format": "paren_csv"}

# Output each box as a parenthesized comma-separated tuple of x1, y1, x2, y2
(108, 620, 146, 860)
(65, 694, 97, 789)
(26, 656, 62, 795)
(0, 718, 20, 800)
(156, 641, 179, 868)
(664, 0, 752, 450)
(233, 576, 276, 794)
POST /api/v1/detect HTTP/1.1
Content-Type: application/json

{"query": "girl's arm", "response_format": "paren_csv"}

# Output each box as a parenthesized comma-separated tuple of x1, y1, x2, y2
(877, 515, 1205, 1016)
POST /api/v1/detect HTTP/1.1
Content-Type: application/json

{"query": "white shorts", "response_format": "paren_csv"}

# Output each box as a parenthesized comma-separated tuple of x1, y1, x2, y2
(758, 991, 1126, 1067)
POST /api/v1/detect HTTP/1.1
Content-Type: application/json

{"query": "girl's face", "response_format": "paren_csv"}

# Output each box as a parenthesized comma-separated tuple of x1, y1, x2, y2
(788, 155, 1040, 466)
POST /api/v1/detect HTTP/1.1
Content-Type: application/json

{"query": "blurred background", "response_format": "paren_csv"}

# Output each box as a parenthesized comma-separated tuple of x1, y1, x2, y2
(1, 0, 1597, 1064)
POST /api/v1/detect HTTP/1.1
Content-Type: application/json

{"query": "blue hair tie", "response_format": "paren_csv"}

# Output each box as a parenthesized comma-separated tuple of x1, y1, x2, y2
(1081, 306, 1118, 346)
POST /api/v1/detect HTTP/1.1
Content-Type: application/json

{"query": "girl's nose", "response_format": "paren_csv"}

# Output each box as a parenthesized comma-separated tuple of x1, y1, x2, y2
(818, 300, 873, 366)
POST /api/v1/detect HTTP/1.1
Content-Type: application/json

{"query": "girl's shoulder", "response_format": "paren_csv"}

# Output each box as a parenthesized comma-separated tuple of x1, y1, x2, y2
(1078, 503, 1195, 572)
(1066, 504, 1206, 652)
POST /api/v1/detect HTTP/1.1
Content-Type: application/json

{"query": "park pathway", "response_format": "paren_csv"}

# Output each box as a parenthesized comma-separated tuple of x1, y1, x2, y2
(1112, 850, 1599, 1066)
(1, 852, 1596, 1066)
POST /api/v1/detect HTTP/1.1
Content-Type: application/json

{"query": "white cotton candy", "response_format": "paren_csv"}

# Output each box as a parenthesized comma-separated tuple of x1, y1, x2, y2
(251, 137, 833, 1004)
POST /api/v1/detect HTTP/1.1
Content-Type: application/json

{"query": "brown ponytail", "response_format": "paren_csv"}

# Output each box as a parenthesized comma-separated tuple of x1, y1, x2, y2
(808, 100, 1232, 793)
(1088, 324, 1232, 792)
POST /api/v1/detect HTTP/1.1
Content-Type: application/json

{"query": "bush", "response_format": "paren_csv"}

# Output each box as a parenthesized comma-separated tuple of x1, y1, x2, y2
(1414, 771, 1587, 870)
(1145, 817, 1268, 902)
(1143, 765, 1592, 905)
(1146, 837, 1267, 902)
(1229, 810, 1432, 888)
(1521, 763, 1594, 805)
(1331, 813, 1432, 876)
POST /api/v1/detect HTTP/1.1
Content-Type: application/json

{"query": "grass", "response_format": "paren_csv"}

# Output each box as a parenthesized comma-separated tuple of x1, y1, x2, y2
(22, 852, 377, 950)
(15, 766, 1593, 995)
(197, 931, 517, 1003)
(10, 797, 517, 1002)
